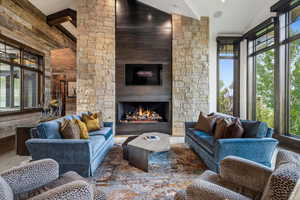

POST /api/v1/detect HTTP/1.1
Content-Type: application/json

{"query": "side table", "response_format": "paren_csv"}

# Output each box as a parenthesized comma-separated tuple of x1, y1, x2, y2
(16, 125, 35, 156)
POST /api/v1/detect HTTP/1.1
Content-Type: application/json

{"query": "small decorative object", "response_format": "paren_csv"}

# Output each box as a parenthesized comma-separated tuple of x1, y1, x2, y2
(144, 135, 160, 141)
(67, 81, 76, 98)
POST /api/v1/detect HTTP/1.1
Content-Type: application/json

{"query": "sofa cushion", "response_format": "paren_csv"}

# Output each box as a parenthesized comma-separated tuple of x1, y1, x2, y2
(60, 119, 81, 139)
(241, 120, 268, 138)
(89, 135, 106, 155)
(37, 120, 63, 139)
(194, 112, 217, 134)
(89, 127, 113, 140)
(214, 118, 232, 139)
(187, 128, 215, 154)
(224, 118, 244, 139)
(74, 119, 89, 139)
(266, 128, 274, 138)
(82, 113, 101, 132)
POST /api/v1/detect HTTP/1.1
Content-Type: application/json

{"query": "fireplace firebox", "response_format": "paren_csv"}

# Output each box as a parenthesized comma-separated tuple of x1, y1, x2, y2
(117, 102, 170, 135)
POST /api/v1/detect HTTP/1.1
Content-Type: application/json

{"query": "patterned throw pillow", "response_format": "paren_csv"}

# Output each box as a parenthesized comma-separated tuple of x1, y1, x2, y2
(194, 112, 217, 134)
(82, 113, 101, 132)
(223, 118, 244, 138)
(214, 118, 232, 139)
(74, 119, 89, 139)
(60, 119, 80, 139)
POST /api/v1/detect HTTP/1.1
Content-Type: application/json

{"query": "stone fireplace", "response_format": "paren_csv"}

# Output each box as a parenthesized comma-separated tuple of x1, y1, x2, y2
(77, 0, 210, 136)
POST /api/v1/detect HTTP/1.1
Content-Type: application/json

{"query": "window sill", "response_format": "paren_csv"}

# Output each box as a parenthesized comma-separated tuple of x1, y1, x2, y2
(0, 108, 42, 117)
(274, 134, 300, 153)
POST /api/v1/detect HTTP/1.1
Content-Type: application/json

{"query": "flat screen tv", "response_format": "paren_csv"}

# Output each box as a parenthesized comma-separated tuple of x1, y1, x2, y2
(125, 64, 162, 86)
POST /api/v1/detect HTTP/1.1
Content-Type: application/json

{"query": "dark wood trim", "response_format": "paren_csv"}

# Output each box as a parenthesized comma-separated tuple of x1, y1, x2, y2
(0, 34, 45, 56)
(271, 0, 300, 14)
(0, 108, 42, 117)
(47, 9, 77, 27)
(216, 36, 242, 44)
(56, 24, 77, 42)
(0, 34, 45, 116)
(216, 37, 241, 117)
(243, 17, 276, 40)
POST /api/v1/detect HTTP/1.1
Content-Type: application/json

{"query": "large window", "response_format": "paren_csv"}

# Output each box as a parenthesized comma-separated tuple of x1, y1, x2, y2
(0, 36, 44, 114)
(217, 37, 240, 116)
(278, 1, 300, 136)
(247, 21, 276, 128)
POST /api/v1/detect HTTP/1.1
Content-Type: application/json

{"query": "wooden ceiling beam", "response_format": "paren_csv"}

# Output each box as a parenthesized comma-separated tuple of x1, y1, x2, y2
(47, 8, 77, 27)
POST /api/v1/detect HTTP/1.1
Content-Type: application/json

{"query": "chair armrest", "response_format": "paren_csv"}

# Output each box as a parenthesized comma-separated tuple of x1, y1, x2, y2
(214, 138, 278, 166)
(186, 180, 251, 200)
(104, 122, 113, 128)
(26, 139, 91, 164)
(28, 180, 94, 200)
(220, 156, 273, 192)
(0, 159, 59, 195)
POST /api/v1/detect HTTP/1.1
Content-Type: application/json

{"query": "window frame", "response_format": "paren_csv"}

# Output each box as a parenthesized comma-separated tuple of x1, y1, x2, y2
(216, 37, 241, 116)
(277, 3, 300, 137)
(0, 34, 44, 116)
(245, 18, 278, 125)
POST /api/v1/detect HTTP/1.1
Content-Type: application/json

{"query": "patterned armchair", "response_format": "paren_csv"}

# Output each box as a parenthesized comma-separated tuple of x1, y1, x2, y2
(175, 150, 300, 200)
(0, 159, 105, 200)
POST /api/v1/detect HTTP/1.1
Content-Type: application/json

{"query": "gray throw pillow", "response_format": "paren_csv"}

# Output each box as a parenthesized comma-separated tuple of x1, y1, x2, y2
(240, 120, 268, 138)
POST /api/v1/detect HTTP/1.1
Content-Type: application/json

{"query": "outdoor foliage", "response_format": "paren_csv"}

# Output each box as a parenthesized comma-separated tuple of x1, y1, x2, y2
(289, 39, 300, 136)
(255, 49, 275, 128)
(218, 80, 233, 115)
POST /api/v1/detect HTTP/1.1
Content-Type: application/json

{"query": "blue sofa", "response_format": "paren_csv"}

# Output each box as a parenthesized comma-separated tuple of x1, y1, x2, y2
(185, 120, 278, 172)
(26, 113, 114, 177)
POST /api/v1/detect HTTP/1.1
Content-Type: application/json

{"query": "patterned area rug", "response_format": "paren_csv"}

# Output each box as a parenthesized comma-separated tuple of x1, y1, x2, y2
(88, 143, 206, 200)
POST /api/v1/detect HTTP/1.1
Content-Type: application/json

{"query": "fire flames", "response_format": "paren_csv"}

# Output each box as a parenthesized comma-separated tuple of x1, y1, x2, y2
(122, 106, 163, 123)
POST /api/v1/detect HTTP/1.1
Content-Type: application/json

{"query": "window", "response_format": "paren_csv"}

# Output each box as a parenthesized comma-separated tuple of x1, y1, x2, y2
(0, 36, 44, 114)
(217, 37, 240, 115)
(247, 19, 276, 128)
(278, 2, 300, 136)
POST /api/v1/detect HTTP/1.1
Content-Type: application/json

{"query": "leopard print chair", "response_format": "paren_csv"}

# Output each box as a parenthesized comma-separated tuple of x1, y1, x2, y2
(0, 159, 106, 200)
(175, 150, 300, 200)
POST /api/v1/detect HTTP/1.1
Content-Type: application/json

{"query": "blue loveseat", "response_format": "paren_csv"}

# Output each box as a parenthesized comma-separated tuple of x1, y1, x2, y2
(185, 119, 278, 172)
(26, 113, 114, 177)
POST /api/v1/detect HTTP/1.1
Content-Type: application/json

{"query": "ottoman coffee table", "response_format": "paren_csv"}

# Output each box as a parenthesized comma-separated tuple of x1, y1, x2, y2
(126, 132, 170, 172)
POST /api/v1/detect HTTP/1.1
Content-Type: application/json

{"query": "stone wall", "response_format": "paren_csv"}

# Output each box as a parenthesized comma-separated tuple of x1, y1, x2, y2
(77, 0, 115, 123)
(0, 0, 76, 139)
(172, 15, 210, 136)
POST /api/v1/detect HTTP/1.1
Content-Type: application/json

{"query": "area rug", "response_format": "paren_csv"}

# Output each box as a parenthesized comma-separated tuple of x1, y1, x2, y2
(88, 143, 206, 200)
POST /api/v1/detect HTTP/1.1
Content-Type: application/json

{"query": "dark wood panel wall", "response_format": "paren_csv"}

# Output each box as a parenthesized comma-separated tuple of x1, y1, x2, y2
(116, 0, 172, 101)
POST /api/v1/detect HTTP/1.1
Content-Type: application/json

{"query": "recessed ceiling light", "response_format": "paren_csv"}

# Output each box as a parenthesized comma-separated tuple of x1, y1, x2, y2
(221, 0, 226, 3)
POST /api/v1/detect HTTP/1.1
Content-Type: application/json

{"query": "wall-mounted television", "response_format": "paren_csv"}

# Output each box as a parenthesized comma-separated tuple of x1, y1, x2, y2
(125, 64, 162, 86)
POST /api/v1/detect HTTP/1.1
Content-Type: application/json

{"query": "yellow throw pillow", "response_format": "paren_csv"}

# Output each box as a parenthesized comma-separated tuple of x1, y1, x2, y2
(82, 114, 101, 132)
(75, 119, 89, 139)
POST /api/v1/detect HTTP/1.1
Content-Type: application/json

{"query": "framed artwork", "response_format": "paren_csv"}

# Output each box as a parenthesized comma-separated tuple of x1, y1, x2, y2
(67, 81, 76, 98)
